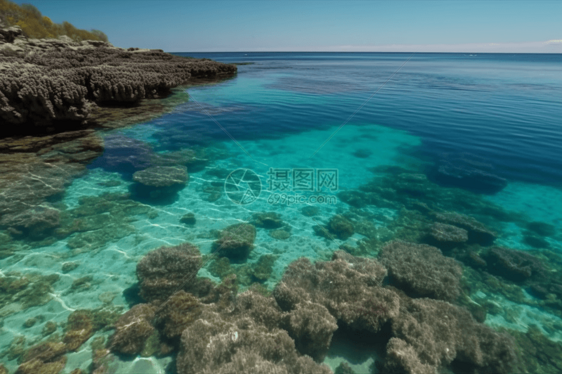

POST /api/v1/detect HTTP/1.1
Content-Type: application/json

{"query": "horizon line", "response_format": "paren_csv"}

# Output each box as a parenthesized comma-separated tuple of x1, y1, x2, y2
(169, 51, 562, 54)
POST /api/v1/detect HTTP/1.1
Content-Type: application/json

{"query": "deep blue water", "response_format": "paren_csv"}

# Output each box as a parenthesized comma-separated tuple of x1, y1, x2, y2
(177, 52, 562, 188)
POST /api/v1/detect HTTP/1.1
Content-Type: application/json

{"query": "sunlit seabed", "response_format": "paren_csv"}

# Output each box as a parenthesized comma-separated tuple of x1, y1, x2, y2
(1, 53, 562, 374)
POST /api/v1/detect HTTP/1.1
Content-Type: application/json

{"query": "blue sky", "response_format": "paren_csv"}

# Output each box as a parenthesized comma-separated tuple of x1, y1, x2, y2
(20, 0, 562, 52)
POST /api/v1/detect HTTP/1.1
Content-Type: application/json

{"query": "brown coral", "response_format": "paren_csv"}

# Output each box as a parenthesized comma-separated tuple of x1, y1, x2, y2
(136, 242, 202, 302)
(379, 241, 463, 301)
(384, 297, 517, 374)
(273, 251, 399, 333)
(108, 303, 156, 355)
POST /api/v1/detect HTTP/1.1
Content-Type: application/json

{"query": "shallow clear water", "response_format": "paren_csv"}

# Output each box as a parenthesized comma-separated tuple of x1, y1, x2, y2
(1, 53, 562, 373)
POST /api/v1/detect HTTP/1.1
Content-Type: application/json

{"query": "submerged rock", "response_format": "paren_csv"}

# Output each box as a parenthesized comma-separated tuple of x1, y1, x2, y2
(252, 212, 284, 229)
(383, 297, 517, 374)
(176, 291, 332, 374)
(314, 214, 355, 241)
(269, 228, 291, 240)
(133, 165, 188, 188)
(526, 221, 556, 237)
(328, 215, 355, 240)
(426, 222, 468, 250)
(301, 206, 319, 217)
(0, 204, 60, 239)
(213, 223, 256, 261)
(136, 242, 203, 302)
(180, 212, 196, 225)
(482, 247, 547, 283)
(428, 154, 508, 194)
(379, 241, 463, 301)
(132, 165, 188, 201)
(153, 290, 202, 339)
(274, 251, 397, 333)
(432, 211, 497, 246)
(108, 304, 156, 355)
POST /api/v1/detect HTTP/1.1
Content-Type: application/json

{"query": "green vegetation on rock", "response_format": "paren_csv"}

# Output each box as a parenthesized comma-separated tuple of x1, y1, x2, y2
(0, 0, 108, 41)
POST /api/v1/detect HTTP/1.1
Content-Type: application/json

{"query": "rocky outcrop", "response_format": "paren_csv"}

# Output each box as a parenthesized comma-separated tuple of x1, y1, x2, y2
(0, 25, 237, 129)
(379, 241, 463, 301)
(273, 251, 399, 333)
(176, 291, 332, 374)
(213, 223, 257, 261)
(136, 242, 203, 302)
(0, 129, 104, 239)
(383, 297, 517, 374)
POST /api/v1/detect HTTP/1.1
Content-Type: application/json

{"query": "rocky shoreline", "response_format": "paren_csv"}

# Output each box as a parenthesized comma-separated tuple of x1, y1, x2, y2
(0, 23, 237, 258)
(0, 23, 237, 133)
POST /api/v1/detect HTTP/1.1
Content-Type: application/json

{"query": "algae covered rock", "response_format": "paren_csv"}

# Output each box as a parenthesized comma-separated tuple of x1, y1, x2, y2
(136, 242, 202, 302)
(153, 290, 202, 339)
(63, 310, 94, 351)
(108, 303, 156, 355)
(133, 166, 188, 188)
(284, 302, 337, 362)
(384, 297, 517, 374)
(314, 215, 355, 241)
(176, 303, 331, 374)
(328, 215, 355, 240)
(132, 165, 188, 201)
(379, 241, 463, 301)
(426, 222, 468, 249)
(433, 212, 497, 246)
(252, 212, 284, 229)
(482, 247, 547, 283)
(274, 251, 398, 333)
(0, 204, 60, 239)
(0, 27, 237, 129)
(180, 212, 196, 225)
(213, 223, 256, 261)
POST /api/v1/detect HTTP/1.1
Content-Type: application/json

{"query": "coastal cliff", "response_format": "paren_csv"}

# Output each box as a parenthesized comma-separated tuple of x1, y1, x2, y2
(0, 23, 237, 131)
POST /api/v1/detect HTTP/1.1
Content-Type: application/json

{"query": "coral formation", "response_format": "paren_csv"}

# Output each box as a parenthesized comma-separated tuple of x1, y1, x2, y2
(313, 214, 355, 241)
(131, 165, 188, 201)
(328, 215, 355, 240)
(269, 228, 291, 240)
(432, 212, 497, 246)
(283, 302, 338, 362)
(136, 242, 202, 302)
(132, 166, 188, 188)
(425, 222, 468, 250)
(252, 212, 284, 229)
(176, 291, 332, 374)
(213, 223, 256, 261)
(482, 247, 547, 283)
(63, 310, 94, 351)
(273, 251, 398, 333)
(153, 290, 202, 339)
(383, 297, 517, 374)
(180, 213, 196, 225)
(428, 153, 508, 194)
(379, 241, 463, 301)
(507, 325, 562, 374)
(0, 272, 59, 315)
(108, 303, 156, 355)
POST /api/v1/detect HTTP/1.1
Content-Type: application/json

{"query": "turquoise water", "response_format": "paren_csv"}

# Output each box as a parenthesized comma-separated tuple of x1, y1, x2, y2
(1, 53, 562, 373)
